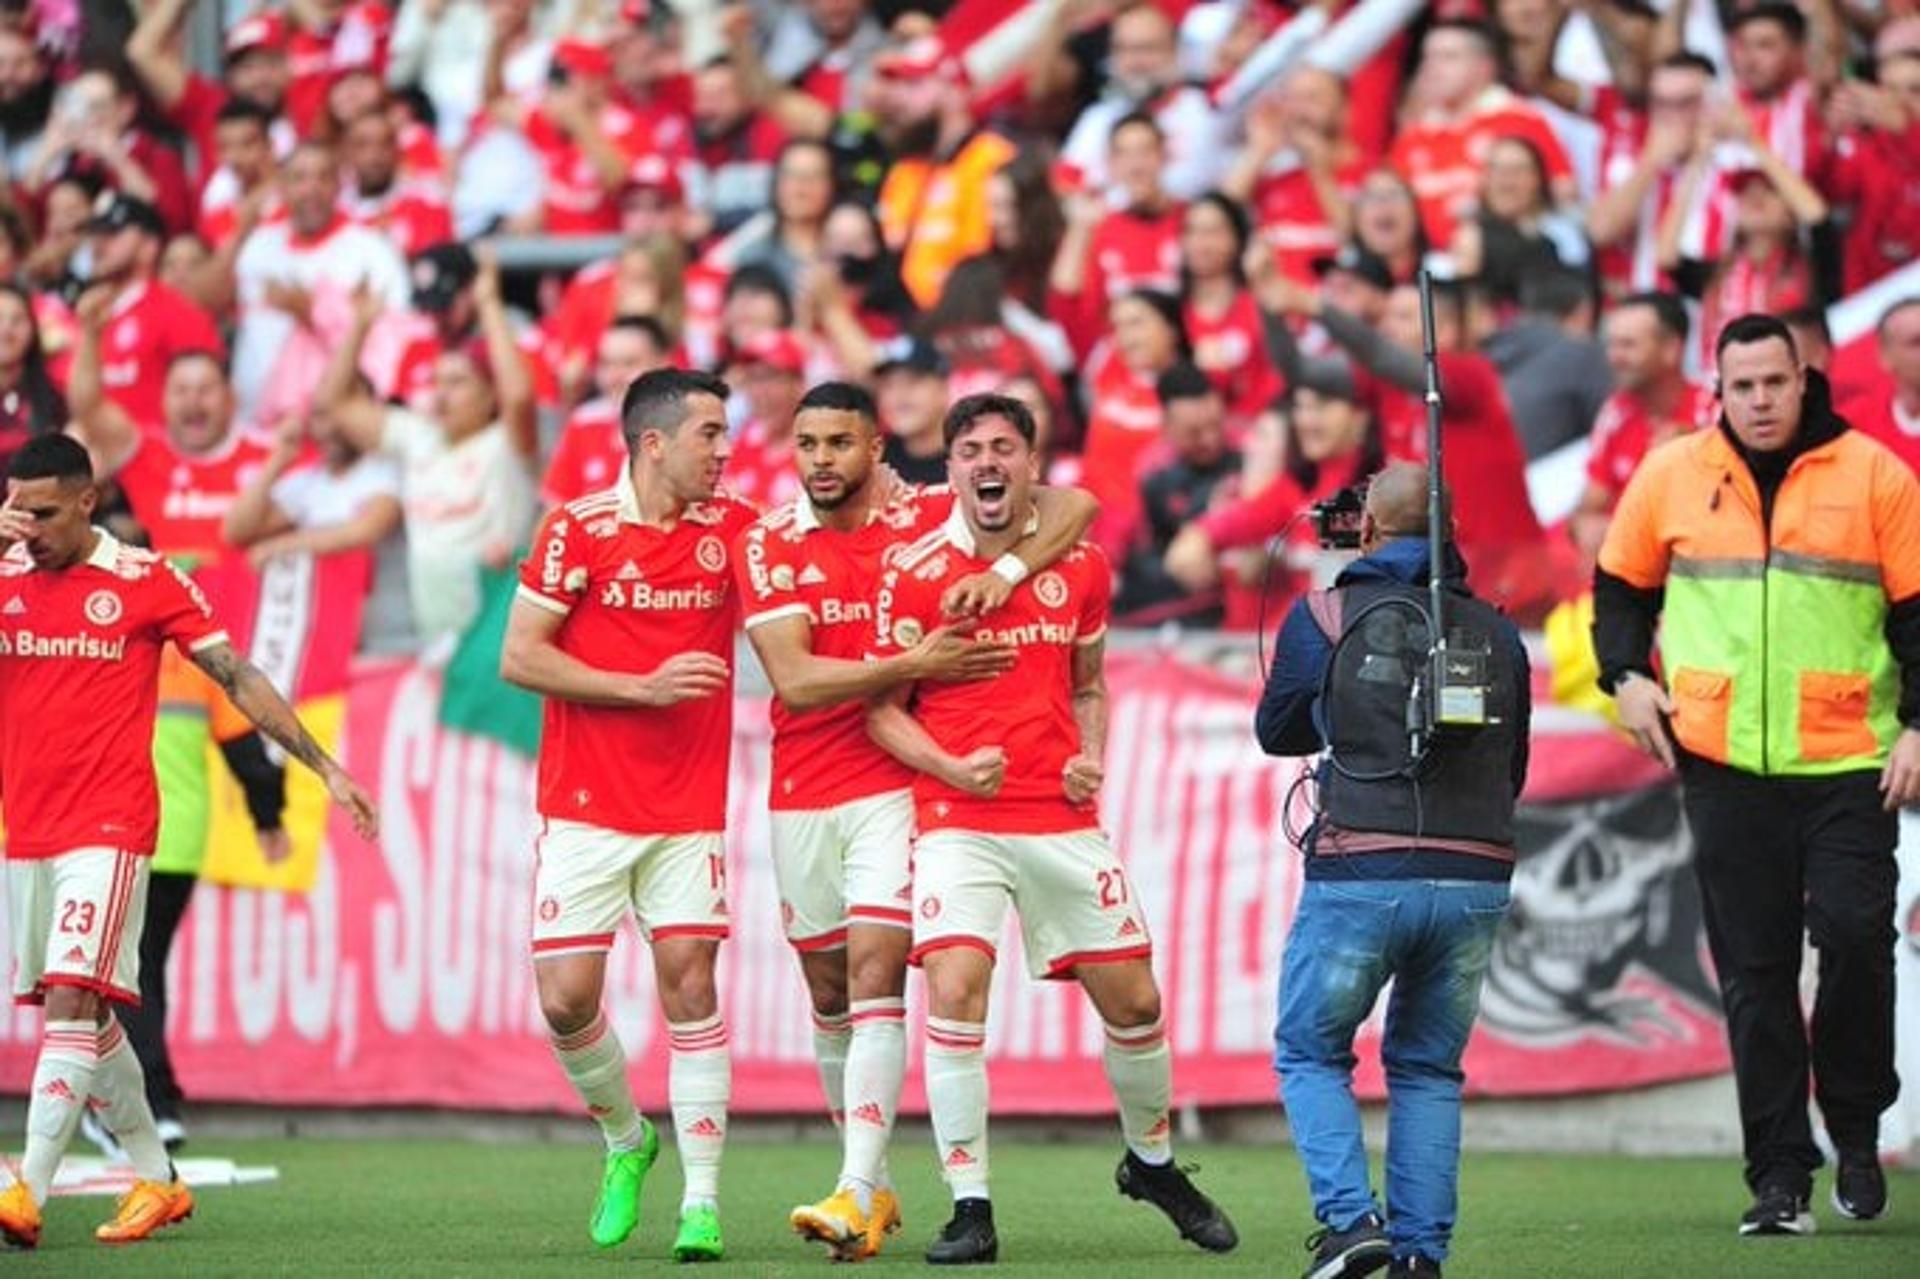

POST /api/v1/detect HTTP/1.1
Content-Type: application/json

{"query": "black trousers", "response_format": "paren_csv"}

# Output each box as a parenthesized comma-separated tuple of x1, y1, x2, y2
(1680, 756, 1900, 1190)
(120, 870, 198, 1121)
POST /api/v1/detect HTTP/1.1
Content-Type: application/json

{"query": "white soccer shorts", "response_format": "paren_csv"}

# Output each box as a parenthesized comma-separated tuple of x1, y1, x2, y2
(9, 847, 150, 1008)
(909, 828, 1153, 980)
(769, 788, 916, 951)
(529, 819, 730, 958)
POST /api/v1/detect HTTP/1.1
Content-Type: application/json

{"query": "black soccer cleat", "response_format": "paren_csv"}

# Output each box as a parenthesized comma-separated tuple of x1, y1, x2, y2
(1302, 1211, 1391, 1279)
(1832, 1151, 1888, 1221)
(1115, 1151, 1239, 1253)
(1739, 1181, 1815, 1237)
(926, 1197, 998, 1265)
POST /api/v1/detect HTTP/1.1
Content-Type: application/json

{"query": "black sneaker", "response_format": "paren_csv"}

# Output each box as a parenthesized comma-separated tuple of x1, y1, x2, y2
(1115, 1151, 1239, 1253)
(1387, 1258, 1441, 1277)
(1301, 1211, 1391, 1279)
(926, 1198, 998, 1265)
(1739, 1182, 1815, 1236)
(1832, 1151, 1888, 1221)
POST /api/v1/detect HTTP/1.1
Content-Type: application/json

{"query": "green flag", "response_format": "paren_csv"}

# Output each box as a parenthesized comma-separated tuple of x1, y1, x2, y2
(438, 563, 544, 757)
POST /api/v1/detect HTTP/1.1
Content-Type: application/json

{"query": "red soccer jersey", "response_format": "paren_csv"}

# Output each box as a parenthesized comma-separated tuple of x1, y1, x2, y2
(1841, 392, 1920, 476)
(1186, 288, 1283, 422)
(872, 511, 1110, 835)
(113, 430, 274, 564)
(723, 418, 799, 511)
(516, 483, 756, 835)
(1085, 206, 1183, 308)
(1825, 125, 1920, 295)
(525, 101, 656, 235)
(1585, 381, 1716, 497)
(735, 490, 952, 811)
(540, 398, 626, 506)
(1251, 158, 1367, 283)
(1389, 89, 1574, 247)
(96, 282, 225, 433)
(342, 178, 453, 260)
(0, 534, 227, 859)
(1081, 344, 1168, 554)
(284, 4, 393, 136)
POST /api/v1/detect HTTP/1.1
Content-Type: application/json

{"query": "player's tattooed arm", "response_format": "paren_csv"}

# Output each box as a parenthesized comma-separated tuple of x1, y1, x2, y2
(1063, 635, 1108, 804)
(191, 640, 381, 838)
(940, 486, 1099, 619)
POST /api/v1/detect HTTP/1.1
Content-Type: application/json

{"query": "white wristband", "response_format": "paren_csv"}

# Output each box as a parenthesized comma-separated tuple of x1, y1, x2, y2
(990, 553, 1030, 586)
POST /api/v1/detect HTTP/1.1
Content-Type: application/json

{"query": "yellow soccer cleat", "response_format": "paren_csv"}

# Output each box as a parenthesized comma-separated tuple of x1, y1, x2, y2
(790, 1187, 867, 1255)
(852, 1187, 902, 1261)
(0, 1181, 42, 1249)
(95, 1179, 194, 1245)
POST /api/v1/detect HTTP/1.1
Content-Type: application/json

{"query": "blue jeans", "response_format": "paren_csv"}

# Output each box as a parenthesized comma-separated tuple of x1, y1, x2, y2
(1275, 877, 1510, 1264)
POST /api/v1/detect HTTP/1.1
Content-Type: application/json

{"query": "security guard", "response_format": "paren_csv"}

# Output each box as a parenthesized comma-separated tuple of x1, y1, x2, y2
(1594, 313, 1920, 1237)
(1258, 463, 1532, 1279)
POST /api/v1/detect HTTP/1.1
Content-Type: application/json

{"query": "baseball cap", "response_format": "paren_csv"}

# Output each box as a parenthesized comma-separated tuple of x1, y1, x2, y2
(84, 192, 166, 238)
(874, 35, 962, 83)
(1311, 243, 1395, 293)
(873, 335, 950, 377)
(224, 11, 287, 59)
(552, 38, 615, 81)
(410, 242, 478, 313)
(738, 330, 807, 375)
(623, 154, 685, 204)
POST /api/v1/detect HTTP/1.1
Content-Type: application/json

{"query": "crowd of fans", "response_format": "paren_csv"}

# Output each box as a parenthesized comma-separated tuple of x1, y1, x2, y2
(0, 0, 1918, 650)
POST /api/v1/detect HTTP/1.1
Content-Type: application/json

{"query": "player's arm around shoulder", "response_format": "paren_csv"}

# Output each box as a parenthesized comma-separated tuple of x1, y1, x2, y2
(190, 638, 380, 839)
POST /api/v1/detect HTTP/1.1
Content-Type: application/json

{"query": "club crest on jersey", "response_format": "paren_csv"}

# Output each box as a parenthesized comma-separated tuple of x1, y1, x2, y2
(696, 535, 727, 573)
(892, 617, 924, 649)
(769, 563, 795, 592)
(84, 589, 123, 627)
(1033, 571, 1068, 609)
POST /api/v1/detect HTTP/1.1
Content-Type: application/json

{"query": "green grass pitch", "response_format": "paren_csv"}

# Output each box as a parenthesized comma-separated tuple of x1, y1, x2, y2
(13, 1137, 1919, 1275)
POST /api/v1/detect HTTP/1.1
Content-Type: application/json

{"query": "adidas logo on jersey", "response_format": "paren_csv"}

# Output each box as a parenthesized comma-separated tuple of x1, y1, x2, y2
(2, 596, 22, 615)
(616, 560, 645, 581)
(797, 563, 828, 587)
(852, 1102, 887, 1128)
(685, 1116, 725, 1138)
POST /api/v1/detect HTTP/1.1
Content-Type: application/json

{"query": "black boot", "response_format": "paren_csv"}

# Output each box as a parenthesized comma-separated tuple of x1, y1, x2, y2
(1115, 1151, 1238, 1253)
(926, 1197, 998, 1265)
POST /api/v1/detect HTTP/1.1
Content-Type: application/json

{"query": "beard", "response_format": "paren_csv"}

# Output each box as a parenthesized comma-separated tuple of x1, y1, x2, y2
(880, 116, 939, 159)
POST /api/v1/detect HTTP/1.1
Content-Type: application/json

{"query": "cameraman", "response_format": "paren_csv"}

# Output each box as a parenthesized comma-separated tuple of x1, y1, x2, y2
(1256, 464, 1531, 1279)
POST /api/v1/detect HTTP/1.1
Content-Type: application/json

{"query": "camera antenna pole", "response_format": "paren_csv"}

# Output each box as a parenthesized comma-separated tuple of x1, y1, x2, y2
(1419, 269, 1447, 653)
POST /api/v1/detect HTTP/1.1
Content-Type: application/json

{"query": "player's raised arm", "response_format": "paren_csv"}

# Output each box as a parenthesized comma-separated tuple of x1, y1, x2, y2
(189, 639, 379, 839)
(940, 484, 1099, 619)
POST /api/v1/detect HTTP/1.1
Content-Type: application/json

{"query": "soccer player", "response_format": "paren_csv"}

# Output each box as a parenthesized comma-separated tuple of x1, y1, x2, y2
(501, 369, 756, 1261)
(0, 435, 378, 1250)
(732, 382, 1097, 1260)
(866, 393, 1239, 1263)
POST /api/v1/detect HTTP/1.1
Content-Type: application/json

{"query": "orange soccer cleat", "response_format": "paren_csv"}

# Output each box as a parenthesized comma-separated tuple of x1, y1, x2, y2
(95, 1178, 194, 1245)
(0, 1180, 42, 1249)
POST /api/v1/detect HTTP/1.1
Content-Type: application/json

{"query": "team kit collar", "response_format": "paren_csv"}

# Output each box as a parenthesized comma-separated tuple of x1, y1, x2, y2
(941, 501, 1037, 557)
(20, 529, 123, 574)
(614, 468, 726, 528)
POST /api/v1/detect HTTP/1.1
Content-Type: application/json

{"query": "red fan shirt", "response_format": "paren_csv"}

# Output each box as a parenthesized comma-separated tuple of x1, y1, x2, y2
(540, 398, 627, 506)
(94, 281, 225, 434)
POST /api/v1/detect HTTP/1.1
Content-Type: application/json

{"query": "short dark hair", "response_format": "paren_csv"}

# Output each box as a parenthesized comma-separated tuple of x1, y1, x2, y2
(1424, 18, 1496, 59)
(795, 380, 878, 427)
(1714, 312, 1799, 365)
(1657, 50, 1719, 79)
(1876, 296, 1920, 340)
(943, 393, 1037, 449)
(620, 368, 730, 452)
(1154, 363, 1216, 408)
(7, 433, 92, 484)
(215, 98, 276, 132)
(1108, 109, 1163, 148)
(166, 347, 229, 377)
(609, 313, 673, 353)
(1517, 267, 1593, 321)
(1616, 290, 1690, 342)
(1727, 1, 1806, 43)
(1780, 304, 1831, 346)
(724, 264, 794, 327)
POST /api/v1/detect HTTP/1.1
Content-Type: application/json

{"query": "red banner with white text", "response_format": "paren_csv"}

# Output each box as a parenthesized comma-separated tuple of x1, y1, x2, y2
(0, 649, 1730, 1113)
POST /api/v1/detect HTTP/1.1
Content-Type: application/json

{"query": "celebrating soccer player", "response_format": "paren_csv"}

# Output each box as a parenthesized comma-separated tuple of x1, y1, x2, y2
(731, 381, 1096, 1260)
(0, 436, 379, 1250)
(501, 369, 757, 1261)
(866, 394, 1238, 1263)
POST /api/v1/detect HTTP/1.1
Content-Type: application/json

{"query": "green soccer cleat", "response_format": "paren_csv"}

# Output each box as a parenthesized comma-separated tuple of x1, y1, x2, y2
(589, 1119, 660, 1249)
(671, 1203, 725, 1263)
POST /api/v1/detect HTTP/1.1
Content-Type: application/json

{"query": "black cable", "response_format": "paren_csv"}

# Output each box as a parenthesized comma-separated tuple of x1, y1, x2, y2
(1314, 594, 1437, 784)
